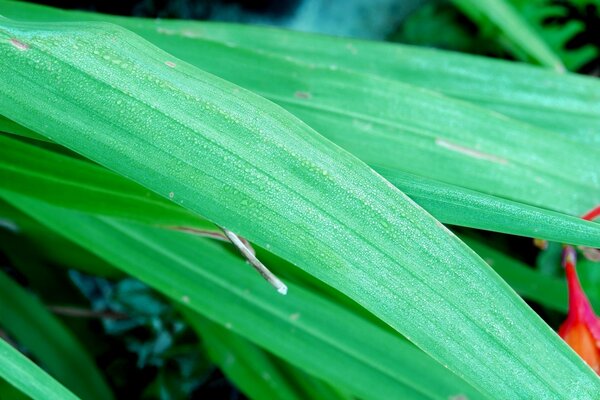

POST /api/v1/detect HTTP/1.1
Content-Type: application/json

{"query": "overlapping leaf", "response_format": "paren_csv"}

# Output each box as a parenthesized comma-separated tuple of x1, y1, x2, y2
(3, 132, 600, 247)
(0, 14, 598, 399)
(184, 311, 350, 400)
(451, 0, 564, 69)
(1, 1, 598, 216)
(0, 270, 113, 400)
(0, 338, 79, 400)
(3, 193, 482, 400)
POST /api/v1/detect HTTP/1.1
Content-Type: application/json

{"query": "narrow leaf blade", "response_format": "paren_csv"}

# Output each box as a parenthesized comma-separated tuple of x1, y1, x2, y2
(1, 19, 597, 398)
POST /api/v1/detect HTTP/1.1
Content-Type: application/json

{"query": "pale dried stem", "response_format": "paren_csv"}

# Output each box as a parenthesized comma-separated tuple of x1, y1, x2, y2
(166, 226, 255, 256)
(48, 305, 128, 320)
(221, 228, 287, 295)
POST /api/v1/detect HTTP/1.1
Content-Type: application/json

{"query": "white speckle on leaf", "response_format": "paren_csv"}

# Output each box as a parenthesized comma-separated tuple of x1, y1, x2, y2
(165, 61, 176, 68)
(156, 27, 202, 39)
(435, 138, 508, 164)
(156, 27, 177, 36)
(169, 191, 175, 199)
(181, 295, 190, 303)
(289, 313, 300, 321)
(10, 38, 29, 51)
(181, 29, 202, 39)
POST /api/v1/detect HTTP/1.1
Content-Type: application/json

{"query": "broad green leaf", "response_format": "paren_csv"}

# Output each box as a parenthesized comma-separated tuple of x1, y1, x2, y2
(273, 359, 353, 400)
(461, 235, 569, 312)
(451, 0, 564, 70)
(0, 270, 114, 400)
(2, 1, 598, 144)
(163, 21, 598, 143)
(1, 19, 597, 398)
(1, 3, 599, 217)
(0, 114, 45, 141)
(463, 235, 600, 314)
(3, 131, 600, 247)
(187, 311, 352, 400)
(118, 35, 600, 216)
(184, 310, 309, 400)
(0, 338, 80, 400)
(0, 198, 119, 277)
(3, 193, 482, 400)
(0, 133, 210, 229)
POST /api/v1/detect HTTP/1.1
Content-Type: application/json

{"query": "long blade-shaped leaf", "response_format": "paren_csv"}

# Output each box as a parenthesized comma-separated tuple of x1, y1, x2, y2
(3, 132, 600, 247)
(3, 192, 482, 400)
(0, 199, 119, 277)
(164, 21, 598, 143)
(124, 36, 599, 216)
(0, 133, 210, 228)
(2, 1, 598, 143)
(1, 20, 598, 398)
(451, 0, 564, 70)
(461, 235, 569, 312)
(0, 338, 80, 400)
(0, 115, 44, 141)
(1, 4, 599, 216)
(0, 271, 113, 400)
(184, 310, 342, 400)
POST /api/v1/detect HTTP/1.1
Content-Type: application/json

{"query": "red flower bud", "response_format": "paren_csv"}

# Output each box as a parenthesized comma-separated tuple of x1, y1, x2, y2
(558, 245, 600, 373)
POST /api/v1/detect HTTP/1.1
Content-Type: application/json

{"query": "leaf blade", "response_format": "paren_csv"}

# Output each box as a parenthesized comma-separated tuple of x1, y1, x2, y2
(0, 271, 113, 400)
(452, 0, 564, 70)
(3, 192, 482, 400)
(3, 130, 600, 248)
(0, 339, 80, 400)
(1, 19, 597, 398)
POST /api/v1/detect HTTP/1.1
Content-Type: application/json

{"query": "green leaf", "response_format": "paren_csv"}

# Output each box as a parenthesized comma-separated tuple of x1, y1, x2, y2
(383, 169, 600, 248)
(184, 310, 307, 400)
(0, 19, 597, 398)
(0, 114, 45, 141)
(460, 235, 569, 312)
(0, 133, 210, 229)
(0, 270, 114, 400)
(0, 198, 119, 277)
(1, 2, 599, 216)
(512, 0, 599, 71)
(186, 311, 352, 400)
(3, 130, 600, 247)
(273, 360, 353, 400)
(2, 0, 598, 144)
(0, 377, 30, 400)
(451, 0, 564, 70)
(0, 338, 80, 400)
(4, 193, 482, 400)
(464, 235, 600, 314)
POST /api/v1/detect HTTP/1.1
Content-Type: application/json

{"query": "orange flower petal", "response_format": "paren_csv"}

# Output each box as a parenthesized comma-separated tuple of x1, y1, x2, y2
(561, 323, 600, 373)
